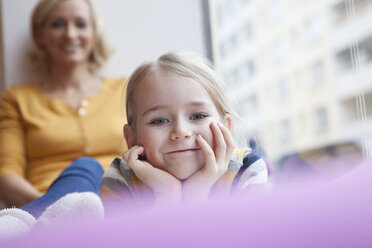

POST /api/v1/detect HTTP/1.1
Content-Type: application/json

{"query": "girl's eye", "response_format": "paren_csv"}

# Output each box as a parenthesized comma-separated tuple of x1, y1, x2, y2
(190, 113, 208, 120)
(150, 118, 169, 125)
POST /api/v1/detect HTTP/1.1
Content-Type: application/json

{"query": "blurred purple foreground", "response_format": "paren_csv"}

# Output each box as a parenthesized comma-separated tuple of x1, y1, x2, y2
(2, 162, 371, 248)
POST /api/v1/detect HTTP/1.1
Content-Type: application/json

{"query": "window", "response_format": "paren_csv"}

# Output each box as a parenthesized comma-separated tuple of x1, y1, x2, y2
(335, 49, 352, 72)
(240, 95, 257, 117)
(272, 37, 289, 64)
(277, 79, 289, 103)
(314, 107, 328, 134)
(359, 36, 372, 64)
(210, 0, 371, 166)
(268, 0, 285, 22)
(280, 120, 291, 144)
(240, 60, 255, 80)
(341, 98, 359, 123)
(310, 61, 324, 88)
(305, 16, 323, 44)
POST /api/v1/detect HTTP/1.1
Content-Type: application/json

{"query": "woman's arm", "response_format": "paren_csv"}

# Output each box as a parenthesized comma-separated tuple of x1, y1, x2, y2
(0, 88, 39, 207)
(0, 173, 42, 207)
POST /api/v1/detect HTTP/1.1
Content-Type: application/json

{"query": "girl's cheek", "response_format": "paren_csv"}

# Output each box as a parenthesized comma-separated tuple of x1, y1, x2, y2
(201, 126, 215, 149)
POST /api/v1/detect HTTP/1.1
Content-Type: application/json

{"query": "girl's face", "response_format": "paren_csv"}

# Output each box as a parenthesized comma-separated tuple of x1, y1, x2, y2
(126, 70, 229, 180)
(37, 0, 95, 68)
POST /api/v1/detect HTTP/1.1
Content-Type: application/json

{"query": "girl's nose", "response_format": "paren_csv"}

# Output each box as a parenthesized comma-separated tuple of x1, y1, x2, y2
(170, 121, 192, 140)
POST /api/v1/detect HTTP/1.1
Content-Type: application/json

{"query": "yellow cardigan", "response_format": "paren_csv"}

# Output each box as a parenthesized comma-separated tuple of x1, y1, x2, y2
(0, 78, 128, 193)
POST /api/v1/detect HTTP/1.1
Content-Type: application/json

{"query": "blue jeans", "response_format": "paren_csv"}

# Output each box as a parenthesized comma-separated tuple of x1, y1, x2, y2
(22, 157, 104, 218)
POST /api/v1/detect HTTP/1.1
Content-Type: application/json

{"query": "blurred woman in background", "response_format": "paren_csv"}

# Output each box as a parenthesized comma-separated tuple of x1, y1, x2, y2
(0, 0, 127, 216)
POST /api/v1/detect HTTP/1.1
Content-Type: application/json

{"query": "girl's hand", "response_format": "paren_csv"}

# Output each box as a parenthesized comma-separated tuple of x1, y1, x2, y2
(182, 122, 235, 202)
(123, 146, 182, 206)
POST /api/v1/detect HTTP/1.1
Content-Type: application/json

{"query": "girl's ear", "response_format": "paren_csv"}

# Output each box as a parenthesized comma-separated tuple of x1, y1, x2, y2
(222, 114, 233, 131)
(123, 124, 138, 148)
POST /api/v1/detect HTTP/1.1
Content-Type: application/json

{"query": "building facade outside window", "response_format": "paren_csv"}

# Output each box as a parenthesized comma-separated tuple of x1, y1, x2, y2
(207, 0, 372, 169)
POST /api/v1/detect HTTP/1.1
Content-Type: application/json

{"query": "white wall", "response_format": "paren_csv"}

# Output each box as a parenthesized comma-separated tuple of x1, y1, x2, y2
(0, 0, 207, 88)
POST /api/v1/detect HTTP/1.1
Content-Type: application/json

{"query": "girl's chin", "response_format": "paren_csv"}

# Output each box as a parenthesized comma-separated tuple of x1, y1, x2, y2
(168, 166, 202, 180)
(151, 158, 204, 179)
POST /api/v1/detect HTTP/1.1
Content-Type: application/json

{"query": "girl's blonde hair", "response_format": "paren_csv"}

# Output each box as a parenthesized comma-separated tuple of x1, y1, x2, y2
(28, 0, 112, 74)
(126, 51, 235, 129)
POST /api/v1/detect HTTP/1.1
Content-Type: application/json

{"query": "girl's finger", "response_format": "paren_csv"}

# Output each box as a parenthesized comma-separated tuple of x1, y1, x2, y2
(123, 146, 176, 191)
(196, 134, 216, 173)
(211, 122, 226, 163)
(217, 122, 235, 161)
(124, 148, 158, 186)
(124, 146, 154, 177)
(123, 146, 142, 164)
(122, 146, 136, 163)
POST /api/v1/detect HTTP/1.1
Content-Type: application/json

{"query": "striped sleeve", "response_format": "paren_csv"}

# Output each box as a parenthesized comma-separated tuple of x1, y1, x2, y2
(100, 158, 154, 208)
(231, 148, 269, 191)
(100, 158, 137, 207)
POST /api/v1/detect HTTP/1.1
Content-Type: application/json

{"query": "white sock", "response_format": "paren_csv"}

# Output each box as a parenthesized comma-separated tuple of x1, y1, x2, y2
(0, 208, 36, 240)
(36, 192, 104, 227)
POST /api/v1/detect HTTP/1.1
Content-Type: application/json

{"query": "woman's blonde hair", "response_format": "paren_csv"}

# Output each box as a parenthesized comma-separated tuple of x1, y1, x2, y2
(28, 0, 112, 74)
(126, 51, 235, 130)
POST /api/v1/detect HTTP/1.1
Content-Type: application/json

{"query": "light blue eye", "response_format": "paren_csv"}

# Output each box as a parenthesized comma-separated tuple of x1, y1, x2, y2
(191, 113, 208, 120)
(150, 118, 169, 125)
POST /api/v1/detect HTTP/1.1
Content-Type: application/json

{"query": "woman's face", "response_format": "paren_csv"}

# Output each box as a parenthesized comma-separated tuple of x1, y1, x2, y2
(37, 0, 95, 68)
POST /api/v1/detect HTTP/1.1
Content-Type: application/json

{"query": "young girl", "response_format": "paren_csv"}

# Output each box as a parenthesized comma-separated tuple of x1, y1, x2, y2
(100, 51, 268, 207)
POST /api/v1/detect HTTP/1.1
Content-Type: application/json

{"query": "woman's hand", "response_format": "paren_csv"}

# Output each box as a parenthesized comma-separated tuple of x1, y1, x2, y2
(123, 146, 182, 206)
(0, 174, 43, 207)
(182, 122, 235, 202)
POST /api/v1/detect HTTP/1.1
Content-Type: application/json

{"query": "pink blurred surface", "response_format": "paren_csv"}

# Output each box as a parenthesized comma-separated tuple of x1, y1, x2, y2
(2, 163, 371, 248)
